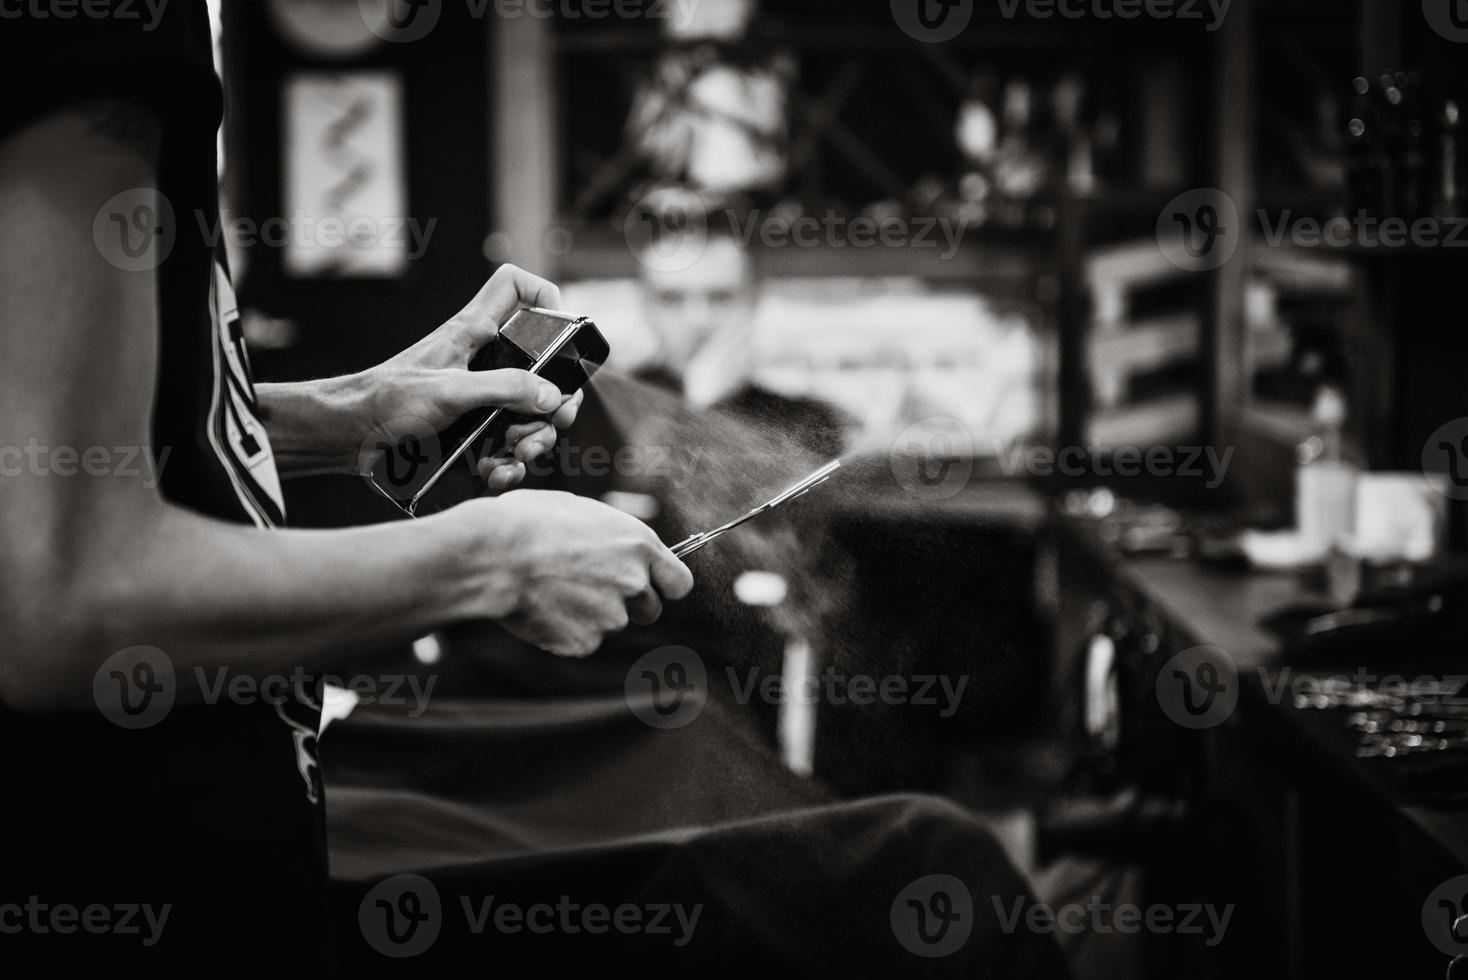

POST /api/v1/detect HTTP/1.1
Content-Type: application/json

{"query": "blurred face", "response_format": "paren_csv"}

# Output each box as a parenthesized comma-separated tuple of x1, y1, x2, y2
(640, 237, 756, 373)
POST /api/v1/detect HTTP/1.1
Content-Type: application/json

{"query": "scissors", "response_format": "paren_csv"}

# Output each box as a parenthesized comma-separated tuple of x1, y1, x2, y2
(670, 460, 841, 559)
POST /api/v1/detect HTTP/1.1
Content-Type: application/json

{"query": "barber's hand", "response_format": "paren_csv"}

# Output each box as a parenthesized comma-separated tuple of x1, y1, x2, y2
(467, 490, 694, 658)
(357, 264, 583, 492)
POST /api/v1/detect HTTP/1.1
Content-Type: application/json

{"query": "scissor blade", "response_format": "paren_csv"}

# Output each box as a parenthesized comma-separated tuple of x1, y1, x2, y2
(765, 460, 842, 510)
(668, 460, 842, 560)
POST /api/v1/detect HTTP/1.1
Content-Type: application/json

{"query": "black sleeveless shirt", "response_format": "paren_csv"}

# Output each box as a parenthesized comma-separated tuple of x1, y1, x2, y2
(0, 3, 331, 971)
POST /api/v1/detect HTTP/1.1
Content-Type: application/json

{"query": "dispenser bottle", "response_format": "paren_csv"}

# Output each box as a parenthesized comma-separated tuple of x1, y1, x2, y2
(1296, 384, 1359, 558)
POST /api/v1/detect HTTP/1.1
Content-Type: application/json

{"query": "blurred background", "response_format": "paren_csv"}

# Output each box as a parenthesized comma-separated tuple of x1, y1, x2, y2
(205, 2, 1468, 977)
(217, 0, 1468, 540)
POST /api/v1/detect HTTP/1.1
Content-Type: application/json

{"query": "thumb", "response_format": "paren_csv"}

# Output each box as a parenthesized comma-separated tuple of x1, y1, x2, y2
(438, 368, 562, 417)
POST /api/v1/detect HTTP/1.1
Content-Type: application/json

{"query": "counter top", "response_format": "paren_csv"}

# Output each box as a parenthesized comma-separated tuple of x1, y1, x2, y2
(1102, 546, 1468, 880)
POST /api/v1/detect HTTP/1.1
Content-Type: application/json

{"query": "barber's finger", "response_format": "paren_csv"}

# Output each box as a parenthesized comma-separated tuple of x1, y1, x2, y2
(551, 389, 584, 429)
(438, 368, 562, 417)
(628, 586, 664, 627)
(508, 420, 557, 461)
(456, 264, 564, 351)
(476, 457, 525, 491)
(513, 429, 557, 465)
(647, 543, 695, 601)
(506, 420, 551, 445)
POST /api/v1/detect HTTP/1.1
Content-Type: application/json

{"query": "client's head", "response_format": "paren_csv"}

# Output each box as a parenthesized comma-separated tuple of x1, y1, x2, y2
(636, 219, 759, 375)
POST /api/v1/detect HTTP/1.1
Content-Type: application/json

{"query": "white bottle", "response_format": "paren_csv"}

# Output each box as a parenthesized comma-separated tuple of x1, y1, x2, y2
(1297, 385, 1358, 560)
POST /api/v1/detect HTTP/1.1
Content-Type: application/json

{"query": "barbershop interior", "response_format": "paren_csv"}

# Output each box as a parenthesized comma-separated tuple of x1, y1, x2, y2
(205, 0, 1466, 975)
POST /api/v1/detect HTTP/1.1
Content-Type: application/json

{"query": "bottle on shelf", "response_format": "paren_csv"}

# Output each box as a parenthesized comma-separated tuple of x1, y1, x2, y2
(1296, 383, 1359, 560)
(993, 77, 1050, 226)
(1437, 100, 1462, 220)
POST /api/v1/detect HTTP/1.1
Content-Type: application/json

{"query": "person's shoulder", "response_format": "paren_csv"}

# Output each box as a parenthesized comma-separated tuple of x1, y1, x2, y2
(0, 0, 220, 154)
(723, 384, 851, 458)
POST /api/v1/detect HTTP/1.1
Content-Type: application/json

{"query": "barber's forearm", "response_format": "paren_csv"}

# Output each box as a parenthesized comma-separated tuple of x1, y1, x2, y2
(5, 499, 514, 712)
(256, 375, 373, 478)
